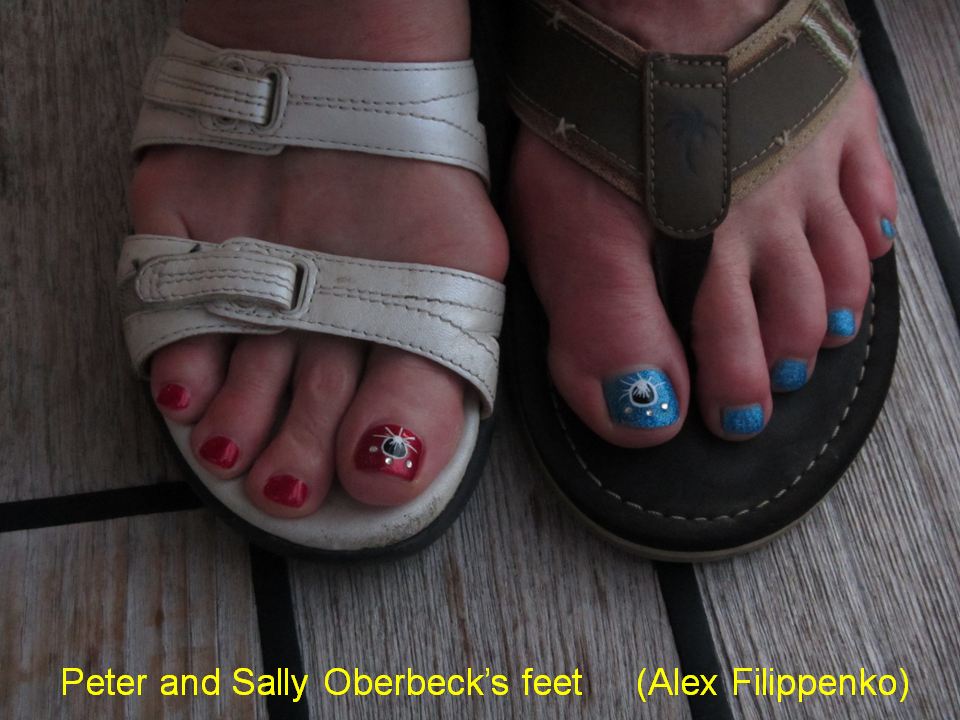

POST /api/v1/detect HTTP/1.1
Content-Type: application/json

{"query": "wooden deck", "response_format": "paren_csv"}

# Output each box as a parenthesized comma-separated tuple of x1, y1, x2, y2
(1, 0, 958, 718)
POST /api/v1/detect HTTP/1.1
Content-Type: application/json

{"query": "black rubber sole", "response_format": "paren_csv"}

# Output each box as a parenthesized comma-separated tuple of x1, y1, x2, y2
(507, 251, 899, 561)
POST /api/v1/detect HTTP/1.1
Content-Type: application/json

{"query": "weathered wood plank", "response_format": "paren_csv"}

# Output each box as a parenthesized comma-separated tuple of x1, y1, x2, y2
(6, 1, 960, 720)
(0, 511, 266, 717)
(0, 0, 189, 502)
(698, 107, 960, 719)
(877, 0, 960, 236)
(290, 406, 690, 719)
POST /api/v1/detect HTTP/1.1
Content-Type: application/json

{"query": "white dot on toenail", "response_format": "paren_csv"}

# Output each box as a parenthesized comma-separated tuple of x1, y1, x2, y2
(661, 403, 669, 410)
(646, 410, 654, 416)
(624, 408, 633, 414)
(385, 458, 393, 465)
(369, 446, 378, 453)
(406, 461, 413, 468)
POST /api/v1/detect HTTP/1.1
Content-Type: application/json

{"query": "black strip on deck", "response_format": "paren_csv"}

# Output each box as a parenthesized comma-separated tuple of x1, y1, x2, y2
(849, 0, 960, 327)
(250, 547, 311, 720)
(655, 6, 960, 720)
(0, 482, 202, 533)
(656, 563, 735, 720)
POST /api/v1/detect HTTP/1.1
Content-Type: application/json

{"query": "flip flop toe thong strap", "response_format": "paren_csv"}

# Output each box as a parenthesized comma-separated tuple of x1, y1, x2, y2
(508, 0, 860, 239)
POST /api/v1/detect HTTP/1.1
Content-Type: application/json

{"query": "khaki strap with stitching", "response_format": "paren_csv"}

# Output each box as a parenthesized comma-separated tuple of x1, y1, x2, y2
(508, 0, 860, 239)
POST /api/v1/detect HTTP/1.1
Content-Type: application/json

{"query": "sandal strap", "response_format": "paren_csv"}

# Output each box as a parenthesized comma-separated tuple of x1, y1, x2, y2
(133, 30, 490, 184)
(118, 235, 505, 416)
(508, 0, 859, 239)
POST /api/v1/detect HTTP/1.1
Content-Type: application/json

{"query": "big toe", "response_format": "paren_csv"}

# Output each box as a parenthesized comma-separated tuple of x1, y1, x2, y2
(337, 346, 469, 506)
(511, 130, 689, 448)
(546, 266, 689, 448)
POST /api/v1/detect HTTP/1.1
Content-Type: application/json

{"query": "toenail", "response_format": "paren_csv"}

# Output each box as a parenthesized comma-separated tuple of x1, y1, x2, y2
(827, 309, 856, 338)
(263, 474, 308, 508)
(881, 217, 896, 240)
(770, 360, 808, 392)
(355, 424, 423, 481)
(199, 436, 239, 469)
(156, 383, 190, 410)
(603, 369, 679, 429)
(721, 405, 764, 435)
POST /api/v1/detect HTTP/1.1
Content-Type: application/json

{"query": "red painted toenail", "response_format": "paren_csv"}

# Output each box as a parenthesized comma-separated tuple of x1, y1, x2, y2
(156, 383, 190, 410)
(199, 436, 239, 469)
(355, 425, 423, 481)
(264, 475, 308, 508)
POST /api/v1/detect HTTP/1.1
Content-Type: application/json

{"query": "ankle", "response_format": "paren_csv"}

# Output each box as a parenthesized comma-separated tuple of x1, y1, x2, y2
(180, 0, 471, 61)
(572, 0, 784, 53)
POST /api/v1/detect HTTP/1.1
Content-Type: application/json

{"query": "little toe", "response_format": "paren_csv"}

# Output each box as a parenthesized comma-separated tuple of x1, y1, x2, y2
(244, 334, 364, 518)
(134, 183, 234, 427)
(190, 333, 297, 478)
(337, 346, 467, 507)
(839, 80, 899, 259)
(692, 236, 772, 440)
(150, 334, 231, 424)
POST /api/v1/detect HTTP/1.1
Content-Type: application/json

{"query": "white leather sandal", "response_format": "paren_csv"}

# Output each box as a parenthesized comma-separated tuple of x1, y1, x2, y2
(118, 31, 504, 560)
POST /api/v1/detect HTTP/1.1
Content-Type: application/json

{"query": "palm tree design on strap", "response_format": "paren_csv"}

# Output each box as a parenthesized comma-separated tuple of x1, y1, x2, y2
(663, 105, 720, 175)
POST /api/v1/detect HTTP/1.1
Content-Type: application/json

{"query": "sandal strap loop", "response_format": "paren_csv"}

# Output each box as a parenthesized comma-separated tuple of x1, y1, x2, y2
(119, 235, 505, 417)
(143, 55, 279, 126)
(134, 30, 490, 184)
(134, 245, 300, 309)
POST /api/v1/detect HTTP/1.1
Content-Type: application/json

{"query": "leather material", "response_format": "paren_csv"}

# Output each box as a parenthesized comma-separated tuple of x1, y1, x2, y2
(646, 55, 729, 238)
(507, 252, 899, 560)
(728, 31, 853, 182)
(120, 33, 502, 559)
(134, 30, 490, 183)
(119, 235, 505, 417)
(509, 0, 859, 234)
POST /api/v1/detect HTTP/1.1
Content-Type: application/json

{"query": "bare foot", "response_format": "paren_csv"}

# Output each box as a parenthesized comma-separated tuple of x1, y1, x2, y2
(131, 0, 507, 518)
(509, 0, 897, 445)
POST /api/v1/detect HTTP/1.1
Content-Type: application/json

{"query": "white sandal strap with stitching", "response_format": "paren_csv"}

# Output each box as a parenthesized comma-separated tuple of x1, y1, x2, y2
(120, 32, 503, 553)
(119, 235, 504, 417)
(133, 30, 490, 183)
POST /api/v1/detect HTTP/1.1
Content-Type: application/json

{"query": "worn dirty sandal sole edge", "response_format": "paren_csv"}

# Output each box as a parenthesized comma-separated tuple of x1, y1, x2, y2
(160, 396, 495, 563)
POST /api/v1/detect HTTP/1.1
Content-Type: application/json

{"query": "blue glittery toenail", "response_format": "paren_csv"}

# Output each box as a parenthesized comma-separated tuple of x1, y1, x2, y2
(603, 369, 679, 428)
(771, 359, 808, 392)
(827, 309, 856, 338)
(721, 405, 764, 435)
(881, 217, 896, 240)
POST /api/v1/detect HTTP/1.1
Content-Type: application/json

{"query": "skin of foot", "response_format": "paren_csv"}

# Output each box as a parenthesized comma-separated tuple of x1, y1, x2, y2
(509, 0, 897, 446)
(132, 0, 508, 517)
